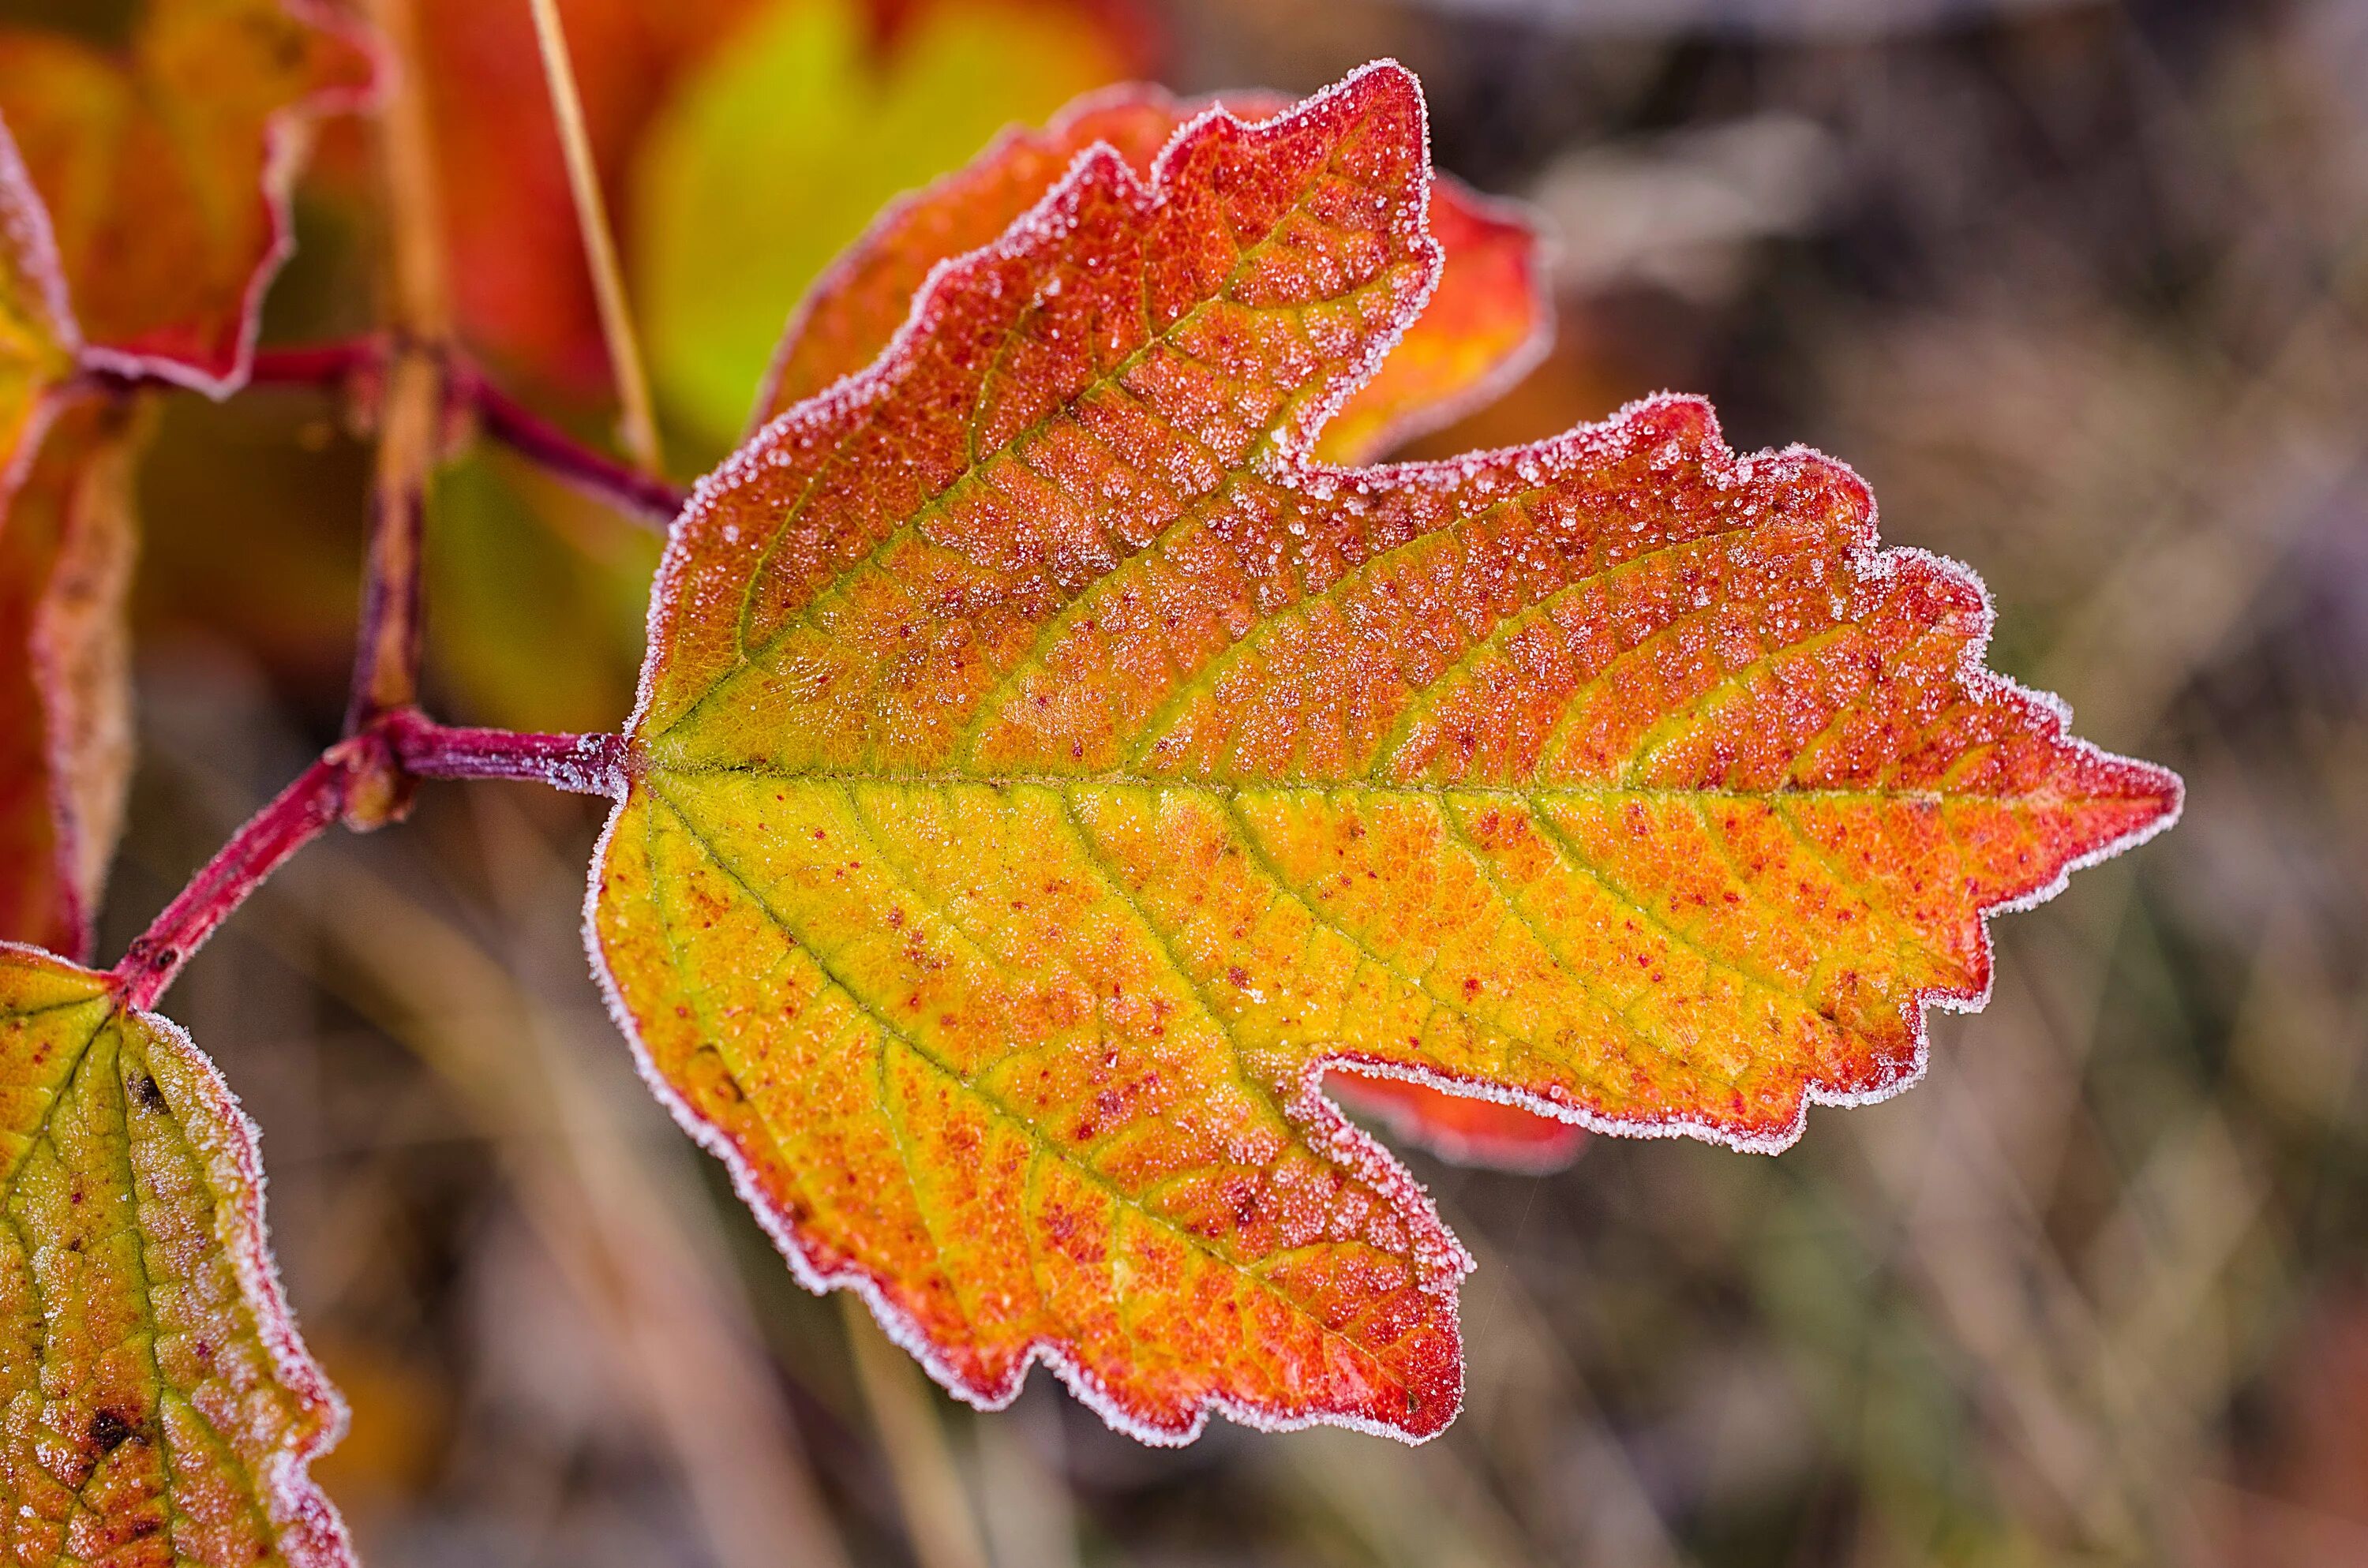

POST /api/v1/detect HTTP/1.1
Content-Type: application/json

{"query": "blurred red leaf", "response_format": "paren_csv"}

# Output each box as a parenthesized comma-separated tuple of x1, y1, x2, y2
(1326, 1072, 1586, 1173)
(0, 0, 376, 392)
(0, 395, 149, 960)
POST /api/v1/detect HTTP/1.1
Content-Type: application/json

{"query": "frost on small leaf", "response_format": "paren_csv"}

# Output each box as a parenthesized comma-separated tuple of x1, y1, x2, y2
(0, 944, 348, 1566)
(0, 0, 376, 391)
(588, 63, 2181, 1445)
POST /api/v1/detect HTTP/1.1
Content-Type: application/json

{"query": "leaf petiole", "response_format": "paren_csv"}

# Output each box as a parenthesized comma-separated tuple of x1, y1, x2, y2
(112, 710, 626, 1009)
(90, 339, 691, 528)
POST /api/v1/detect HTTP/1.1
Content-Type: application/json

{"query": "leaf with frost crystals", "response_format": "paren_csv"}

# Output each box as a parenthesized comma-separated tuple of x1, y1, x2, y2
(587, 62, 2181, 1445)
(0, 944, 349, 1566)
(747, 75, 1579, 1170)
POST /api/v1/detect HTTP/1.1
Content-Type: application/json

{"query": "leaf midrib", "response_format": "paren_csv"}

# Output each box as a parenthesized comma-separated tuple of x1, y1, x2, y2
(635, 763, 2105, 813)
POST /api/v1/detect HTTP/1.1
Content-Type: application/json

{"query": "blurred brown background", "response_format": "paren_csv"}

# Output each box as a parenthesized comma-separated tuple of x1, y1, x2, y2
(77, 0, 2368, 1562)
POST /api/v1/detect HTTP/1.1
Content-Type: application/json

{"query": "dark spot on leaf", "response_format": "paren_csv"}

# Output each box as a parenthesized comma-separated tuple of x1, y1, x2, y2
(88, 1409, 139, 1456)
(133, 1075, 166, 1113)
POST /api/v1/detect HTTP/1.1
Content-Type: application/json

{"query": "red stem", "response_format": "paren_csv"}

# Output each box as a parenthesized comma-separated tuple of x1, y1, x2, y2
(114, 752, 354, 1011)
(384, 708, 629, 796)
(249, 340, 381, 387)
(456, 362, 685, 526)
(113, 712, 628, 1010)
(216, 337, 687, 529)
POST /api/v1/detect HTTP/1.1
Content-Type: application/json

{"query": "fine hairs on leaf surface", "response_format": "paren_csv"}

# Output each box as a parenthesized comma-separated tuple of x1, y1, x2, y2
(0, 12, 2184, 1548)
(586, 61, 2181, 1446)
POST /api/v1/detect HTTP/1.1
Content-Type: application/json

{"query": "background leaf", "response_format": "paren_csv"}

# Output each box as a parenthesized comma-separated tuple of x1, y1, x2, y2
(631, 0, 1144, 451)
(0, 942, 349, 1566)
(1325, 1072, 1584, 1173)
(0, 114, 73, 483)
(0, 395, 149, 959)
(592, 62, 2179, 1445)
(0, 0, 375, 391)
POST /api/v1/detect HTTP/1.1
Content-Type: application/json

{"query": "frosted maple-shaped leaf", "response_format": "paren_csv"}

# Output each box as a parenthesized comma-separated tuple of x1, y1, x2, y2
(0, 945, 349, 1565)
(588, 62, 2180, 1443)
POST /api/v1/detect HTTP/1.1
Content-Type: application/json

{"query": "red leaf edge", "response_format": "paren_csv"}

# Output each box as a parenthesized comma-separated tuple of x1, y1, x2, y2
(65, 0, 383, 398)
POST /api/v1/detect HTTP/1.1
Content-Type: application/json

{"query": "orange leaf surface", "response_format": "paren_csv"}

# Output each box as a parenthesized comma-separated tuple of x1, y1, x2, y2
(751, 83, 1549, 466)
(0, 0, 375, 392)
(0, 944, 349, 1565)
(587, 64, 2180, 1444)
(0, 395, 149, 960)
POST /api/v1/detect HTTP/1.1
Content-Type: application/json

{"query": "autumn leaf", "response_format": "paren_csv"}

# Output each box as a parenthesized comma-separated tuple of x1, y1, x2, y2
(0, 943, 349, 1566)
(735, 73, 1572, 1173)
(751, 84, 1550, 466)
(631, 0, 1148, 446)
(0, 396, 150, 960)
(0, 0, 376, 392)
(742, 73, 1569, 1171)
(586, 62, 2179, 1445)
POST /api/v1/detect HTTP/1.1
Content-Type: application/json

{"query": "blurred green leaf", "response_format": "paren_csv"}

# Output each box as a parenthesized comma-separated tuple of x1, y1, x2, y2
(631, 0, 1133, 450)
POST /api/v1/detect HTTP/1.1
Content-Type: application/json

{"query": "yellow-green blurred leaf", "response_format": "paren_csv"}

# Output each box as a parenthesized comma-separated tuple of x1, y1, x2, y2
(631, 0, 1135, 449)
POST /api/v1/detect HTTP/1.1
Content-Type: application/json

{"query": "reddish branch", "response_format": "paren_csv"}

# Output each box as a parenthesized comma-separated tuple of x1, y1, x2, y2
(246, 341, 688, 526)
(112, 711, 628, 1010)
(455, 361, 686, 525)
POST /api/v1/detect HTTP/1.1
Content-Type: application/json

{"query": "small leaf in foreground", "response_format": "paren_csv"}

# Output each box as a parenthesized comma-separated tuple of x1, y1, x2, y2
(0, 0, 376, 391)
(0, 395, 150, 959)
(749, 83, 1551, 466)
(590, 64, 2180, 1444)
(0, 944, 348, 1566)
